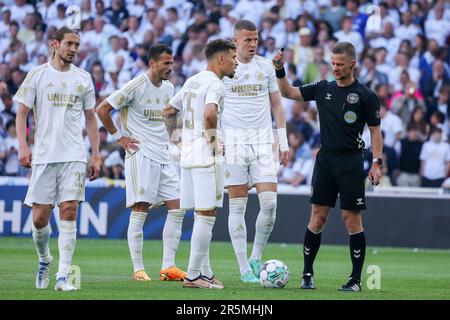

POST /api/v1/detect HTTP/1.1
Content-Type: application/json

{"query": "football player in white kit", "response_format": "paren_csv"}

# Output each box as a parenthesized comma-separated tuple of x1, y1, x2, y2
(222, 20, 289, 283)
(14, 27, 101, 291)
(163, 39, 237, 289)
(96, 44, 186, 282)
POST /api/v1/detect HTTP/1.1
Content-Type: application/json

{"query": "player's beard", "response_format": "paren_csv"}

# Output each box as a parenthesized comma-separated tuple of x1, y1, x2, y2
(60, 54, 74, 64)
(227, 70, 235, 78)
(161, 69, 172, 80)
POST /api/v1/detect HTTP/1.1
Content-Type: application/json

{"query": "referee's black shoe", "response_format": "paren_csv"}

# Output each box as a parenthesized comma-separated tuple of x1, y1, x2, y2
(300, 273, 315, 289)
(338, 277, 362, 292)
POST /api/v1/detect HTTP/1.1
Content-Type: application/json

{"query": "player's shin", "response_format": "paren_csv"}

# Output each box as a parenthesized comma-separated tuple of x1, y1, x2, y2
(250, 191, 277, 261)
(303, 227, 322, 275)
(349, 231, 366, 281)
(186, 213, 215, 280)
(127, 211, 147, 272)
(32, 223, 51, 263)
(200, 246, 213, 279)
(57, 220, 77, 279)
(228, 197, 250, 274)
(162, 209, 185, 269)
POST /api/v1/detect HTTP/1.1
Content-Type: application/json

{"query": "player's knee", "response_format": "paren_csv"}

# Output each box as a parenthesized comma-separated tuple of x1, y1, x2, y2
(60, 205, 77, 221)
(344, 219, 363, 234)
(132, 202, 150, 212)
(167, 209, 185, 221)
(229, 197, 247, 217)
(258, 191, 277, 217)
(309, 213, 328, 232)
(32, 216, 49, 229)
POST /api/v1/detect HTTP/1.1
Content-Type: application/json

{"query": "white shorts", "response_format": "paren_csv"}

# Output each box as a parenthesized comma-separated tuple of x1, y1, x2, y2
(24, 161, 87, 207)
(224, 143, 279, 186)
(125, 152, 179, 208)
(180, 163, 224, 211)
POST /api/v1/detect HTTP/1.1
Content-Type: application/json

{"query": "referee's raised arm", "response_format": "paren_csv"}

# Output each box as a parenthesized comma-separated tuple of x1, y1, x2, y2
(272, 50, 304, 101)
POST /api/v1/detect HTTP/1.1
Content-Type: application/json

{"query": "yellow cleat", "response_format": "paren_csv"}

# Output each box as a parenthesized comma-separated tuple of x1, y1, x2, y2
(160, 266, 186, 281)
(133, 270, 151, 281)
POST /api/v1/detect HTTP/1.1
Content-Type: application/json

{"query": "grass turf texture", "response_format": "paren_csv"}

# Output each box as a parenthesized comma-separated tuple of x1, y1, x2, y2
(0, 237, 449, 300)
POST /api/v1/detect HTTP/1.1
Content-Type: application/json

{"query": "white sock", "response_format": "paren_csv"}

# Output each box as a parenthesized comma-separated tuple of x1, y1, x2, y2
(200, 246, 213, 279)
(250, 192, 277, 261)
(32, 223, 51, 263)
(186, 213, 215, 280)
(228, 197, 252, 274)
(57, 220, 77, 279)
(162, 209, 185, 269)
(127, 211, 147, 272)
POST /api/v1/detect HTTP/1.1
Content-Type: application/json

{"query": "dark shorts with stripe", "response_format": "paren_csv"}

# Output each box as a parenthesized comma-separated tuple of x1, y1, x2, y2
(310, 149, 366, 211)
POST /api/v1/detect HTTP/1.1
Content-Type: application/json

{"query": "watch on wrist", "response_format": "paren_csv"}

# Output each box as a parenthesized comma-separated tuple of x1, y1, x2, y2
(372, 157, 383, 166)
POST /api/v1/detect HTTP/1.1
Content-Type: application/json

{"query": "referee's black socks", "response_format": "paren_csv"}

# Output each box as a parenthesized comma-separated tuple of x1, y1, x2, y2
(349, 231, 366, 282)
(302, 228, 321, 275)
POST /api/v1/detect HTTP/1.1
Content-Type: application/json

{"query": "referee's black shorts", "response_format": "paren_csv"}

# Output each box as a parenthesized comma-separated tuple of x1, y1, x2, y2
(310, 148, 366, 211)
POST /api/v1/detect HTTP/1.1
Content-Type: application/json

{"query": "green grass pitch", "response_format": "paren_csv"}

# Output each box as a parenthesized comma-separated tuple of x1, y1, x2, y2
(0, 237, 449, 300)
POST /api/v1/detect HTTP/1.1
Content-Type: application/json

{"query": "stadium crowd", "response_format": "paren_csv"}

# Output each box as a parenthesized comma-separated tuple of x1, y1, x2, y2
(0, 0, 449, 188)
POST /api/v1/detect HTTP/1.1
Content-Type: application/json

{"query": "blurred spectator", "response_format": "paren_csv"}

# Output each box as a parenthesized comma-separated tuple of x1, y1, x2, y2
(390, 70, 426, 126)
(10, 0, 35, 23)
(419, 127, 450, 187)
(3, 120, 19, 176)
(123, 15, 145, 51)
(0, 8, 11, 40)
(0, 93, 17, 125)
(388, 52, 420, 92)
(104, 150, 125, 180)
(288, 101, 314, 143)
(321, 0, 347, 33)
(379, 102, 403, 151)
(303, 46, 326, 84)
(395, 11, 422, 44)
(26, 23, 48, 65)
(424, 4, 450, 47)
(17, 13, 36, 45)
(346, 0, 368, 39)
(396, 123, 423, 187)
(427, 85, 450, 128)
(408, 106, 430, 141)
(105, 0, 129, 31)
(421, 59, 450, 111)
(334, 15, 364, 57)
(359, 54, 388, 92)
(260, 36, 277, 60)
(292, 27, 314, 79)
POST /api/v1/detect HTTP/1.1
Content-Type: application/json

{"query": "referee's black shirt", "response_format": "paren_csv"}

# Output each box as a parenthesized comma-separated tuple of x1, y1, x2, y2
(299, 79, 380, 153)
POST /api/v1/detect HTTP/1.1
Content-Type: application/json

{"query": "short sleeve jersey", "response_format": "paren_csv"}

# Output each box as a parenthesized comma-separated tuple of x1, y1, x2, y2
(107, 74, 174, 164)
(299, 79, 380, 152)
(170, 71, 224, 168)
(13, 63, 95, 164)
(222, 55, 279, 145)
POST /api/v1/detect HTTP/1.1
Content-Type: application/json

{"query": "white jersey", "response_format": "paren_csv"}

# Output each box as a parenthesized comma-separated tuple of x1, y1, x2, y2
(107, 74, 174, 164)
(222, 55, 279, 145)
(170, 71, 224, 168)
(13, 63, 95, 164)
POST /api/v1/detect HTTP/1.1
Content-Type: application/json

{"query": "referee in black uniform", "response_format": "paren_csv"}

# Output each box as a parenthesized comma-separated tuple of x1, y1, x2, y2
(273, 42, 383, 292)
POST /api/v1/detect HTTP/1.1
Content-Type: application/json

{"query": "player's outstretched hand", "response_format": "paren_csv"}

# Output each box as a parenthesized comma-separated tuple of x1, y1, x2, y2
(280, 149, 289, 166)
(117, 136, 140, 154)
(272, 48, 285, 70)
(19, 145, 32, 168)
(88, 156, 101, 181)
(368, 165, 381, 186)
